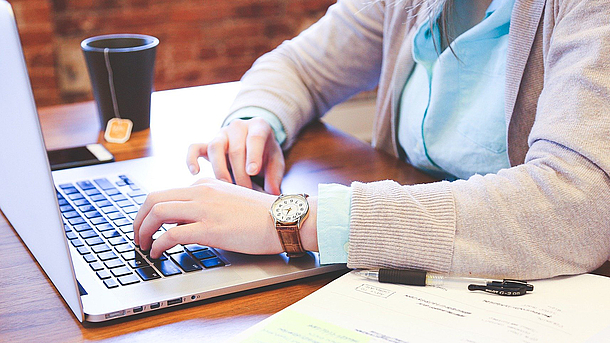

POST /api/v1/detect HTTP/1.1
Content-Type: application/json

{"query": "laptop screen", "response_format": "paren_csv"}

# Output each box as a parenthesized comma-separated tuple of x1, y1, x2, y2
(0, 1, 84, 321)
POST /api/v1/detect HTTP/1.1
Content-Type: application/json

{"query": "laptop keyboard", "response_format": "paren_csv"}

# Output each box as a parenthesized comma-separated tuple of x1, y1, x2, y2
(56, 175, 225, 289)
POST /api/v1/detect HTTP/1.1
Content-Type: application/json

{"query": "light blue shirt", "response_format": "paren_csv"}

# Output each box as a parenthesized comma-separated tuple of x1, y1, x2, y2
(229, 0, 514, 264)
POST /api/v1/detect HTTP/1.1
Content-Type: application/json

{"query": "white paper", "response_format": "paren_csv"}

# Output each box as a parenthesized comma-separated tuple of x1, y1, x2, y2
(234, 271, 610, 343)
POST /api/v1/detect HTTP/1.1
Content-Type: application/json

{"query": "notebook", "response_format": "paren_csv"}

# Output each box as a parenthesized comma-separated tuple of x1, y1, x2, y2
(0, 0, 344, 323)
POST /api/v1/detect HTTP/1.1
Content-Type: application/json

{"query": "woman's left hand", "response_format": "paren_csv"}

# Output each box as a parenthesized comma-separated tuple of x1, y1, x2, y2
(133, 178, 318, 259)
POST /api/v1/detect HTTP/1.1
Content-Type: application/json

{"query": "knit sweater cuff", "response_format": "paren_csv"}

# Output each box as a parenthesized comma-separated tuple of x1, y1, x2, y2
(347, 180, 457, 273)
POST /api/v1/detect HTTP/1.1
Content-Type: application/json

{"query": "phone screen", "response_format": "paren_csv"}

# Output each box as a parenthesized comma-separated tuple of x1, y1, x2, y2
(47, 144, 114, 171)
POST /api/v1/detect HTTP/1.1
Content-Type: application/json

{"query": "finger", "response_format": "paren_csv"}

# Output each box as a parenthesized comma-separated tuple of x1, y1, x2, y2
(186, 143, 208, 175)
(245, 118, 273, 176)
(149, 222, 205, 258)
(206, 132, 233, 183)
(263, 140, 285, 195)
(226, 124, 253, 188)
(137, 200, 202, 251)
(133, 188, 198, 245)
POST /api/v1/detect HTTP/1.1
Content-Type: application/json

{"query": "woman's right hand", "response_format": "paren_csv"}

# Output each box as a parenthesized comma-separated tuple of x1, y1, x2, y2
(186, 117, 284, 195)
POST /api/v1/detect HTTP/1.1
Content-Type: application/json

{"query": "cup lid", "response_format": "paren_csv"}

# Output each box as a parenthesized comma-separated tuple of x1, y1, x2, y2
(81, 34, 159, 53)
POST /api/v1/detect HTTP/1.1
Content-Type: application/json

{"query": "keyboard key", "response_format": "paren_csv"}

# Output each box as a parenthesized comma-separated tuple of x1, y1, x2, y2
(59, 205, 74, 213)
(62, 211, 80, 219)
(132, 195, 147, 205)
(125, 232, 134, 240)
(105, 188, 120, 196)
(84, 189, 101, 196)
(79, 205, 96, 212)
(101, 205, 119, 214)
(97, 270, 112, 280)
(166, 245, 184, 255)
(66, 231, 77, 240)
(110, 194, 127, 202)
(89, 261, 104, 271)
(135, 267, 161, 281)
(127, 258, 148, 269)
(192, 249, 216, 260)
(79, 230, 98, 239)
(68, 217, 86, 226)
(108, 212, 125, 220)
(58, 198, 69, 206)
(116, 200, 132, 208)
(122, 205, 139, 214)
(117, 274, 140, 286)
(84, 211, 102, 219)
(110, 266, 132, 277)
(96, 223, 114, 232)
(118, 225, 133, 233)
(102, 230, 121, 239)
(92, 244, 112, 254)
(77, 180, 96, 190)
(95, 200, 112, 207)
(115, 243, 135, 253)
(68, 193, 84, 201)
(63, 187, 79, 195)
(76, 246, 90, 255)
(73, 223, 92, 232)
(171, 252, 202, 272)
(128, 190, 146, 197)
(94, 178, 114, 190)
(104, 259, 125, 269)
(70, 239, 84, 248)
(58, 183, 74, 189)
(90, 194, 106, 202)
(83, 254, 97, 263)
(103, 279, 119, 289)
(90, 217, 108, 225)
(201, 257, 224, 269)
(154, 260, 182, 276)
(185, 245, 207, 253)
(73, 199, 90, 206)
(85, 237, 104, 246)
(109, 236, 128, 246)
(113, 218, 131, 227)
(98, 251, 118, 261)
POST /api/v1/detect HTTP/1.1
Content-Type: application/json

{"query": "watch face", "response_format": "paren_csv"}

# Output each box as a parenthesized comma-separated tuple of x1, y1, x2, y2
(271, 194, 309, 224)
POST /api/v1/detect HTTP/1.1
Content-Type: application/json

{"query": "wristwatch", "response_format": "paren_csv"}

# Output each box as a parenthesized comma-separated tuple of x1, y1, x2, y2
(270, 193, 309, 258)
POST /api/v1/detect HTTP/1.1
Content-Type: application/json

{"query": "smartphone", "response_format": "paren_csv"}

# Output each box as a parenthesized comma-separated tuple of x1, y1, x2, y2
(47, 144, 115, 171)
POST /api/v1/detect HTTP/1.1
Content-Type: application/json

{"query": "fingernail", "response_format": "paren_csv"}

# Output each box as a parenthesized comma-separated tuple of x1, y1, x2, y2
(246, 162, 257, 175)
(189, 164, 197, 175)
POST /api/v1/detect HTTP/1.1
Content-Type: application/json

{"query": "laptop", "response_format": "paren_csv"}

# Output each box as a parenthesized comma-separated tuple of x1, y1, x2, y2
(0, 1, 344, 323)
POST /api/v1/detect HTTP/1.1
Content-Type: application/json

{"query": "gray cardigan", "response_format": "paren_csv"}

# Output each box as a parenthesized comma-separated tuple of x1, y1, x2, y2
(228, 0, 610, 279)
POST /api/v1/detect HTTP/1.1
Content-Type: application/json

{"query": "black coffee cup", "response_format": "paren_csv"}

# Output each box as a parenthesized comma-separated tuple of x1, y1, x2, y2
(81, 34, 159, 132)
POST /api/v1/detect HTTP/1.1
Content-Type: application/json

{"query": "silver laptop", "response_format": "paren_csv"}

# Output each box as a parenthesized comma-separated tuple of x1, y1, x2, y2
(0, 1, 344, 323)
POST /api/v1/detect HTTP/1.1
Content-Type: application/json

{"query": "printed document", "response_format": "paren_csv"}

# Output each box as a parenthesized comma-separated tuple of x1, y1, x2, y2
(234, 271, 610, 342)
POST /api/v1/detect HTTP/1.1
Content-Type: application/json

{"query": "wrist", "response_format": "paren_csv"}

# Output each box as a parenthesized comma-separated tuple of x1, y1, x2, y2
(300, 196, 318, 252)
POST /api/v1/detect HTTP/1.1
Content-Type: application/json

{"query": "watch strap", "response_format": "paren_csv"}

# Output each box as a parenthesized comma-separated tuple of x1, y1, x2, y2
(276, 224, 306, 258)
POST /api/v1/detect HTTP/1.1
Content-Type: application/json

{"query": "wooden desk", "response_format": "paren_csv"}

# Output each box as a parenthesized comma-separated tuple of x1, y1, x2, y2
(1, 83, 608, 342)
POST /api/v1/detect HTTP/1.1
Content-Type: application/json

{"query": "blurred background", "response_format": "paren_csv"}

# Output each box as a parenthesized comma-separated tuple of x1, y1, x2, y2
(8, 0, 336, 107)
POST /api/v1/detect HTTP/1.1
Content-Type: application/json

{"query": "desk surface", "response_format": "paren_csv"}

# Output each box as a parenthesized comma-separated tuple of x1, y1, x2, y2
(1, 83, 608, 342)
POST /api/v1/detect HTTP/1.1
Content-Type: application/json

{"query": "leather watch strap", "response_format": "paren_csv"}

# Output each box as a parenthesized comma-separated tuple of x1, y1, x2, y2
(276, 224, 306, 258)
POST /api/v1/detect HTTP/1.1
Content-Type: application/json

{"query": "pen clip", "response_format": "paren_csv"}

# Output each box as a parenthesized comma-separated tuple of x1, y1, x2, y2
(468, 279, 534, 296)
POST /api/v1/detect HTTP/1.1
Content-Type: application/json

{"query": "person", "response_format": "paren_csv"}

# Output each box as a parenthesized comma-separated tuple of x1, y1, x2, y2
(133, 0, 610, 279)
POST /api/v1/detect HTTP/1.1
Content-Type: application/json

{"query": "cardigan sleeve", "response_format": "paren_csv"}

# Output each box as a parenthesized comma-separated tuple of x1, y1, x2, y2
(226, 0, 385, 149)
(346, 0, 610, 280)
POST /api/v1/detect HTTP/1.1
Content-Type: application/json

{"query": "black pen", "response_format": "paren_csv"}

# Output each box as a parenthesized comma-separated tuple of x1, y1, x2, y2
(356, 269, 533, 296)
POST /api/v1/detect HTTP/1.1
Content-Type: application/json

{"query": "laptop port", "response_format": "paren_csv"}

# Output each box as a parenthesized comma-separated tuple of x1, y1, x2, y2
(133, 306, 143, 313)
(167, 297, 183, 306)
(150, 302, 161, 309)
(105, 310, 125, 319)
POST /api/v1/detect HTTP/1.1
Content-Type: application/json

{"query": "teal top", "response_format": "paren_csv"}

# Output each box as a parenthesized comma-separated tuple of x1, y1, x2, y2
(227, 0, 515, 264)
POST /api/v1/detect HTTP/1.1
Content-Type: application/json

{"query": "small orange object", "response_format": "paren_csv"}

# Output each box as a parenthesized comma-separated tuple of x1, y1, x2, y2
(104, 118, 133, 143)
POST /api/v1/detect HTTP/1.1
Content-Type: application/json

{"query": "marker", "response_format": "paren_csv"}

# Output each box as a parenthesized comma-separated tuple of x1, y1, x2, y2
(356, 269, 533, 296)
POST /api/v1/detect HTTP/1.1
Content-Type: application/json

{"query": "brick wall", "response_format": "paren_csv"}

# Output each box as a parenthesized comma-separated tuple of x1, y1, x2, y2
(8, 0, 335, 107)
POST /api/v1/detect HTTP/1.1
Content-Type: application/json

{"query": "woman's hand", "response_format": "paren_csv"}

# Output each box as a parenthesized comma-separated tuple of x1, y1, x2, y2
(133, 178, 318, 259)
(186, 118, 284, 195)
